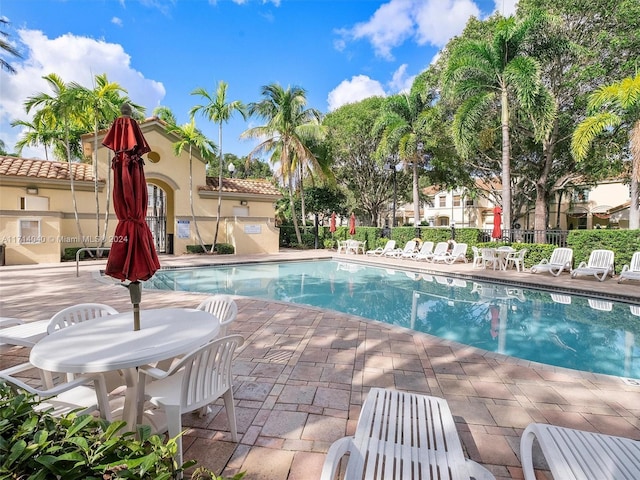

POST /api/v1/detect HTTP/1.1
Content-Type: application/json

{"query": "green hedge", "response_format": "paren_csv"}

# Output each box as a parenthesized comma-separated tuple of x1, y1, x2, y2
(186, 243, 235, 254)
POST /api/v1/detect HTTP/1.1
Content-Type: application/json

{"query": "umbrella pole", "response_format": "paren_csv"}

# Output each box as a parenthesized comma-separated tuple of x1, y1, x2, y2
(128, 281, 142, 331)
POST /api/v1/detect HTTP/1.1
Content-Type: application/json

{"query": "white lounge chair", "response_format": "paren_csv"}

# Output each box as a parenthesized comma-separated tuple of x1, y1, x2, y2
(431, 243, 468, 264)
(520, 422, 640, 480)
(530, 247, 573, 276)
(570, 249, 614, 282)
(0, 319, 50, 347)
(618, 251, 640, 283)
(385, 240, 417, 258)
(409, 240, 434, 259)
(321, 388, 495, 480)
(366, 239, 395, 256)
(416, 241, 448, 261)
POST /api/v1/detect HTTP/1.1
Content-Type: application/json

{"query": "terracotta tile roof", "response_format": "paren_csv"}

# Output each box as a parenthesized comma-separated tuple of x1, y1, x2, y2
(0, 156, 98, 182)
(201, 177, 282, 197)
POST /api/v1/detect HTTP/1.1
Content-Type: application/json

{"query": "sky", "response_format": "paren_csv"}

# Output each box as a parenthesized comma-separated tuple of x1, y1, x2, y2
(0, 0, 517, 161)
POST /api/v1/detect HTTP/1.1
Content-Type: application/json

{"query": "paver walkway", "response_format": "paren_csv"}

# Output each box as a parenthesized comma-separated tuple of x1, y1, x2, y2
(1, 250, 639, 480)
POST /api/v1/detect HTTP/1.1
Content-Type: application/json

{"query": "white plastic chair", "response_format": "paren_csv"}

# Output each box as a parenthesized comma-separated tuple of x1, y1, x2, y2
(480, 248, 500, 270)
(0, 361, 112, 420)
(138, 334, 245, 467)
(196, 295, 238, 337)
(471, 246, 484, 268)
(47, 303, 119, 334)
(570, 249, 615, 282)
(366, 240, 396, 256)
(618, 252, 640, 283)
(505, 248, 527, 272)
(530, 247, 573, 276)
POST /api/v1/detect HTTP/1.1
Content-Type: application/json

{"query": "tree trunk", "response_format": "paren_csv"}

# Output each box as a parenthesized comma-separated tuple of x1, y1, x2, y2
(629, 121, 640, 230)
(501, 86, 512, 235)
(93, 119, 101, 249)
(412, 155, 420, 226)
(212, 122, 223, 252)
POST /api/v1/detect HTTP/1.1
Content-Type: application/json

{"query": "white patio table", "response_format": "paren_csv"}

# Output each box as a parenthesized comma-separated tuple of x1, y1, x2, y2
(30, 308, 220, 430)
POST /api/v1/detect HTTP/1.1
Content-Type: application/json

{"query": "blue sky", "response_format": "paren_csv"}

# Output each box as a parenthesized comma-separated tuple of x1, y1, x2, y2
(1, 0, 516, 160)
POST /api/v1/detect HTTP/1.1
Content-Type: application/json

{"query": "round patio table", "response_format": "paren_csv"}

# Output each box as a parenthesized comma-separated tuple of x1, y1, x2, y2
(30, 308, 220, 429)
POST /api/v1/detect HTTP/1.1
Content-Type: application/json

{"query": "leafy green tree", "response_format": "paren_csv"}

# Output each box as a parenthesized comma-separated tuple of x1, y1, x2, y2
(12, 117, 61, 160)
(443, 12, 555, 232)
(242, 83, 323, 244)
(190, 81, 247, 248)
(572, 74, 640, 229)
(167, 117, 217, 252)
(323, 97, 394, 226)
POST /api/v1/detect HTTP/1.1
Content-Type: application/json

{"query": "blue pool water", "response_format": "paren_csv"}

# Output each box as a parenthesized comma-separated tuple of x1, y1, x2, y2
(143, 260, 640, 379)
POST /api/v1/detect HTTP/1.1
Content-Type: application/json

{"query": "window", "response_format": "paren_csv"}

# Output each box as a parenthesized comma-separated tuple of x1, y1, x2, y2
(232, 206, 249, 217)
(20, 196, 49, 211)
(438, 196, 446, 207)
(465, 199, 474, 206)
(19, 219, 42, 244)
(453, 195, 461, 207)
(572, 190, 589, 203)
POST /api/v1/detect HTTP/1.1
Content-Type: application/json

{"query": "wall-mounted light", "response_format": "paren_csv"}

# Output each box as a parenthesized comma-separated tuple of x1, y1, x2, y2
(26, 186, 38, 195)
(240, 200, 248, 206)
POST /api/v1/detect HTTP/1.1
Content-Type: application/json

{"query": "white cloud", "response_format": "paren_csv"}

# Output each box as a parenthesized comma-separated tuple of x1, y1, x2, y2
(388, 64, 415, 93)
(414, 0, 481, 47)
(111, 17, 123, 27)
(327, 75, 386, 111)
(0, 29, 165, 158)
(337, 0, 485, 60)
(494, 0, 518, 17)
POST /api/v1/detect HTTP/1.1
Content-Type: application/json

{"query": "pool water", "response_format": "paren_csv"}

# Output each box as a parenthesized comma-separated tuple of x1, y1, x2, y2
(143, 260, 640, 379)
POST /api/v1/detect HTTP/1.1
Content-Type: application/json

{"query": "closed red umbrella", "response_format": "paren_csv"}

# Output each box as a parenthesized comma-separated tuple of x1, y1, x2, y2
(330, 212, 337, 234)
(349, 213, 356, 236)
(103, 103, 160, 330)
(492, 206, 502, 239)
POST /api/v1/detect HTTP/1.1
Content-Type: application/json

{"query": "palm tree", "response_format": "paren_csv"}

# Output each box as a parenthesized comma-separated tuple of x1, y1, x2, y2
(0, 19, 22, 74)
(167, 118, 217, 252)
(12, 117, 61, 160)
(72, 74, 129, 247)
(374, 84, 437, 227)
(241, 83, 323, 244)
(190, 81, 246, 250)
(24, 73, 88, 245)
(443, 13, 555, 233)
(572, 74, 640, 229)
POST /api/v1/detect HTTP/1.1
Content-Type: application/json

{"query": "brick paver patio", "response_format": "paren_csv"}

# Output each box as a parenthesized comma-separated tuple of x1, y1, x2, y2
(1, 250, 639, 480)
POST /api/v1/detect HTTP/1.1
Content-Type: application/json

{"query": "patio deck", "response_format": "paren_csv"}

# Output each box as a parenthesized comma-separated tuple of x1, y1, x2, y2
(1, 249, 639, 480)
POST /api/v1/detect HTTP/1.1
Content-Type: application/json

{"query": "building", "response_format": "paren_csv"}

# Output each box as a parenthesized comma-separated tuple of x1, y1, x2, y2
(0, 117, 282, 266)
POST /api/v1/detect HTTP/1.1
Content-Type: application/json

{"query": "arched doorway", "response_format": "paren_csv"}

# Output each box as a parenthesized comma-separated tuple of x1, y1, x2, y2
(147, 184, 167, 253)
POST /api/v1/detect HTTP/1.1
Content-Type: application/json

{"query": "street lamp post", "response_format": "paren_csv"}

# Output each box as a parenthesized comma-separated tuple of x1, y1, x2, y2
(227, 163, 236, 177)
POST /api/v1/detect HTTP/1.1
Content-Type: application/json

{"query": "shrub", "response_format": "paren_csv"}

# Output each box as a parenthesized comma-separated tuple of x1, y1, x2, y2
(0, 383, 243, 480)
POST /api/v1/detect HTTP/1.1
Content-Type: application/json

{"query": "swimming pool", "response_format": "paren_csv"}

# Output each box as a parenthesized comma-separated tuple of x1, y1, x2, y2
(143, 260, 640, 379)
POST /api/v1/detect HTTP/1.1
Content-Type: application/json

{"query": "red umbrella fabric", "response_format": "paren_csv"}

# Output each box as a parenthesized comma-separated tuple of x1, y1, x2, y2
(103, 104, 160, 330)
(492, 206, 502, 239)
(349, 213, 356, 236)
(330, 212, 337, 233)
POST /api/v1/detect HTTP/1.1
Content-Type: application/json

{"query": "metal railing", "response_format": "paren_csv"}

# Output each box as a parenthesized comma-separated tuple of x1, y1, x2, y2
(76, 247, 110, 277)
(478, 229, 568, 247)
